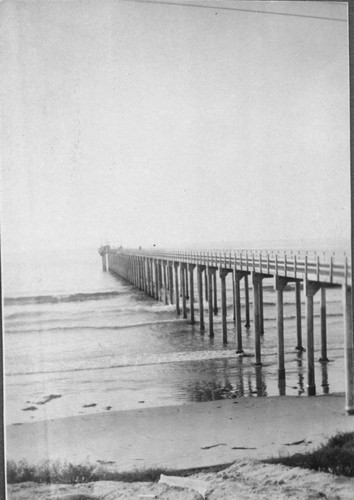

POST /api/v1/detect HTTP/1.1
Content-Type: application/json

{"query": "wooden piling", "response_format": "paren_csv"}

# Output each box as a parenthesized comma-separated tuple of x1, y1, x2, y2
(213, 272, 218, 315)
(235, 272, 246, 354)
(197, 265, 205, 332)
(232, 272, 236, 322)
(147, 259, 152, 296)
(150, 260, 155, 298)
(220, 269, 229, 344)
(208, 268, 215, 337)
(321, 362, 329, 394)
(304, 280, 320, 396)
(343, 283, 354, 414)
(155, 261, 159, 300)
(159, 261, 163, 300)
(275, 276, 287, 396)
(244, 273, 250, 327)
(319, 287, 329, 362)
(169, 264, 174, 305)
(174, 263, 180, 315)
(181, 264, 187, 319)
(252, 273, 262, 365)
(295, 281, 304, 351)
(259, 278, 264, 334)
(189, 264, 196, 324)
(163, 262, 168, 304)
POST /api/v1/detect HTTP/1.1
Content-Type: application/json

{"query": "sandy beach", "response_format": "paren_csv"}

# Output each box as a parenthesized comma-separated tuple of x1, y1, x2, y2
(6, 393, 354, 499)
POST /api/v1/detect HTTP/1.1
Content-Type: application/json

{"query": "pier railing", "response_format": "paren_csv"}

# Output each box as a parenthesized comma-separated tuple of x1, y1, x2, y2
(102, 247, 350, 286)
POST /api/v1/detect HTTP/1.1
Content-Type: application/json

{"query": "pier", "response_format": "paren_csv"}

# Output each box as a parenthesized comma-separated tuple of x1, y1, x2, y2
(99, 246, 353, 415)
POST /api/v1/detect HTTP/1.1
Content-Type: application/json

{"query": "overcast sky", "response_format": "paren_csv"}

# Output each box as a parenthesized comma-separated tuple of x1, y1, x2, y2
(1, 0, 350, 255)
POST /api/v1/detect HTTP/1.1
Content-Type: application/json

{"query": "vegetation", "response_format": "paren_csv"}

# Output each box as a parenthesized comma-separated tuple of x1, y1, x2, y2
(7, 459, 231, 484)
(10, 431, 353, 485)
(265, 432, 354, 477)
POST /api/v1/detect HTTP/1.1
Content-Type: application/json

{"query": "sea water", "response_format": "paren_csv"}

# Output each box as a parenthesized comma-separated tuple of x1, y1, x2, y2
(3, 248, 346, 425)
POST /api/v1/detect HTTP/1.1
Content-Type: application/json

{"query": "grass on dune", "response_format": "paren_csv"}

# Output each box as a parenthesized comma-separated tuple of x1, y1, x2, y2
(8, 432, 354, 484)
(6, 459, 231, 485)
(264, 432, 354, 477)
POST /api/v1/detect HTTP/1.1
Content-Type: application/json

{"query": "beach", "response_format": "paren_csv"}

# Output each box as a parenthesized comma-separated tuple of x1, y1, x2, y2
(4, 250, 353, 497)
(7, 394, 354, 498)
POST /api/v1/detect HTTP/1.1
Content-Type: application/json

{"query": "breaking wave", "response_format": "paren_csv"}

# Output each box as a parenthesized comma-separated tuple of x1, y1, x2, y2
(4, 290, 125, 306)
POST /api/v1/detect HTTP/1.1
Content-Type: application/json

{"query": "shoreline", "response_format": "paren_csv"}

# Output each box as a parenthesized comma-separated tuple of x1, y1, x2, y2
(6, 393, 354, 471)
(5, 342, 346, 426)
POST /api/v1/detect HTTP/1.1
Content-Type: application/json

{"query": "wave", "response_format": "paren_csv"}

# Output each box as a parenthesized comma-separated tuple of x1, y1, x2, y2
(6, 343, 345, 377)
(5, 310, 344, 335)
(4, 290, 125, 306)
(5, 302, 176, 322)
(5, 318, 188, 335)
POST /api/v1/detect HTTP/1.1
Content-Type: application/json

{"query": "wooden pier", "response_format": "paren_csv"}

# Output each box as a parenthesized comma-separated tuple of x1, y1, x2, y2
(99, 246, 353, 414)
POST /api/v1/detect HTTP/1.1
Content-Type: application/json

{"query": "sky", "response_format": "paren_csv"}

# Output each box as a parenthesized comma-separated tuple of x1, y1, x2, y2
(0, 0, 350, 255)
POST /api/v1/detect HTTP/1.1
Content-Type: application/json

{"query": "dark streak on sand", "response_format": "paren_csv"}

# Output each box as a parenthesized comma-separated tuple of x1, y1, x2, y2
(284, 439, 311, 446)
(83, 403, 97, 408)
(36, 394, 62, 405)
(22, 406, 38, 412)
(201, 443, 227, 450)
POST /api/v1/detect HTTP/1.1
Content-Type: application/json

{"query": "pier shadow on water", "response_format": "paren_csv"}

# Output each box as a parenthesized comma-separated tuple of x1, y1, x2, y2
(182, 354, 332, 404)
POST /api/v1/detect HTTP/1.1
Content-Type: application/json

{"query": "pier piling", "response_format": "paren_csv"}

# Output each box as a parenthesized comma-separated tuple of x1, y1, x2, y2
(174, 262, 180, 315)
(220, 268, 230, 344)
(259, 279, 264, 334)
(208, 267, 216, 337)
(181, 264, 187, 319)
(169, 264, 174, 304)
(197, 265, 205, 331)
(319, 287, 329, 362)
(275, 276, 288, 396)
(213, 272, 218, 315)
(304, 280, 321, 396)
(252, 273, 262, 366)
(295, 281, 304, 351)
(244, 274, 250, 328)
(235, 272, 248, 354)
(343, 283, 354, 414)
(189, 264, 196, 324)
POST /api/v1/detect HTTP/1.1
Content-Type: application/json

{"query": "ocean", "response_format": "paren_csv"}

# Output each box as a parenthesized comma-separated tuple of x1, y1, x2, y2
(3, 247, 346, 426)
